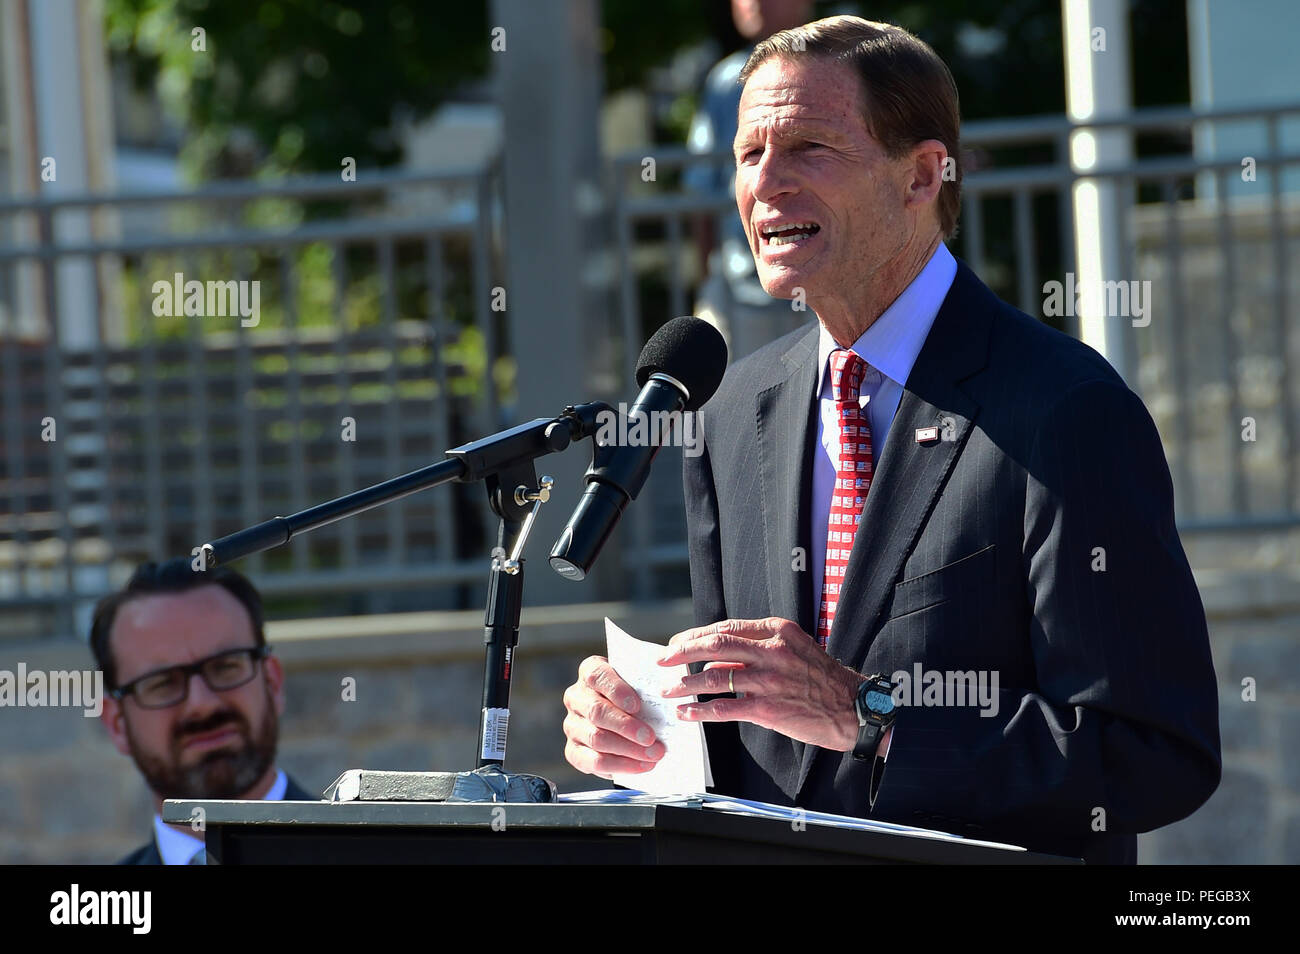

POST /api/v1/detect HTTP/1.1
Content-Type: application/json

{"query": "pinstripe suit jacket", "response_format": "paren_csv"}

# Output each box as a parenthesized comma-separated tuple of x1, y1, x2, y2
(683, 258, 1221, 864)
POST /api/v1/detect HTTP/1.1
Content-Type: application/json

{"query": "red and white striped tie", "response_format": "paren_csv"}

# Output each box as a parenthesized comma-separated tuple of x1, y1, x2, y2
(816, 349, 873, 648)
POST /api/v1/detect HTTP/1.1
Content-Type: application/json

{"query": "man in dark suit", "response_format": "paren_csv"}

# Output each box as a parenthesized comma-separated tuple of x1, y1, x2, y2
(92, 558, 316, 864)
(561, 16, 1220, 864)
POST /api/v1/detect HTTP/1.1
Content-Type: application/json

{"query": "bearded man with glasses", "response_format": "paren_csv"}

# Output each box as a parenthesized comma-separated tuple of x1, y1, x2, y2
(90, 558, 316, 864)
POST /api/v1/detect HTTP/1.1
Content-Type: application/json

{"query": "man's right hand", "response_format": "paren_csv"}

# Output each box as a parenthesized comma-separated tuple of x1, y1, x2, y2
(562, 655, 665, 780)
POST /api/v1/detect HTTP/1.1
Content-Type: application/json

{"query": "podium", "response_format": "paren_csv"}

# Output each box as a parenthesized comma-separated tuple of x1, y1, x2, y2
(162, 799, 1082, 864)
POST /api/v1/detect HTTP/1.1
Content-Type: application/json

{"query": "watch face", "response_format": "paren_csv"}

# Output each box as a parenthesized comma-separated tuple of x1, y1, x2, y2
(864, 689, 895, 715)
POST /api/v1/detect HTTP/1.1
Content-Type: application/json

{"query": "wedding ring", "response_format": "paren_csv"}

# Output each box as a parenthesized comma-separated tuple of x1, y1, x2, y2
(728, 670, 735, 693)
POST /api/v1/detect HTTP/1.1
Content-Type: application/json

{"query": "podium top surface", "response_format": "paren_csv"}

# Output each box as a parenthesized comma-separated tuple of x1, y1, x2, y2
(162, 798, 1081, 864)
(165, 798, 682, 829)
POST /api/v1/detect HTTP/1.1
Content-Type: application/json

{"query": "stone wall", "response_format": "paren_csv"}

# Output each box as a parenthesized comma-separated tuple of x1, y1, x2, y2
(1132, 195, 1300, 525)
(1125, 191, 1300, 862)
(1139, 530, 1300, 863)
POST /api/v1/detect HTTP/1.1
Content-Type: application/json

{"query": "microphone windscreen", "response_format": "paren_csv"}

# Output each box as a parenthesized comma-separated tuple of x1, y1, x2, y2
(634, 316, 728, 412)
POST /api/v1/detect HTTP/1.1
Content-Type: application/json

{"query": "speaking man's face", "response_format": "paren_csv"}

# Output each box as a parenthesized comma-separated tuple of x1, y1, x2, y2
(734, 55, 915, 313)
(100, 585, 285, 801)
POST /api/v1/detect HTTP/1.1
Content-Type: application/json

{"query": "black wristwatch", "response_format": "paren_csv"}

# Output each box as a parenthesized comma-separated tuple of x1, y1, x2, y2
(852, 673, 897, 762)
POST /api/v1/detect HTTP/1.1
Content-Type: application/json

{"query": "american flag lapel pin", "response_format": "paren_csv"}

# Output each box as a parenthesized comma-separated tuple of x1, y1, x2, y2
(915, 425, 939, 443)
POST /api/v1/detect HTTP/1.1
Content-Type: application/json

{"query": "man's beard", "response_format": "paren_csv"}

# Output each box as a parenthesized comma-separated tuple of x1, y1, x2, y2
(126, 695, 279, 800)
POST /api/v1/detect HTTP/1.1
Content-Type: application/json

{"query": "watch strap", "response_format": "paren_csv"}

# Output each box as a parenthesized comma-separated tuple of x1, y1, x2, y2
(853, 717, 883, 761)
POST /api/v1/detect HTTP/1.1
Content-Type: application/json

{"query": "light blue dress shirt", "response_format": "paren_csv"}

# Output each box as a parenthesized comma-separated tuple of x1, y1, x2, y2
(152, 768, 287, 865)
(809, 243, 958, 618)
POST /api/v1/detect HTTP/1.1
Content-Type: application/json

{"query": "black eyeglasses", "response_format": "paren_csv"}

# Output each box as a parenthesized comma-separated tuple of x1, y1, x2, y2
(111, 646, 272, 709)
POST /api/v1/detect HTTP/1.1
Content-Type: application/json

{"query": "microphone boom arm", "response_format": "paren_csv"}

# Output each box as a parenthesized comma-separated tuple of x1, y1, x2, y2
(199, 401, 612, 568)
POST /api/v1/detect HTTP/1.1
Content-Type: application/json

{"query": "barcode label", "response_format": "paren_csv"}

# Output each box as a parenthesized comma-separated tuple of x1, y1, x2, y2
(481, 707, 509, 761)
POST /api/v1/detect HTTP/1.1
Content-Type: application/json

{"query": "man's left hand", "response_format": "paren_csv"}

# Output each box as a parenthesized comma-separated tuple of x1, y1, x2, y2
(659, 617, 866, 751)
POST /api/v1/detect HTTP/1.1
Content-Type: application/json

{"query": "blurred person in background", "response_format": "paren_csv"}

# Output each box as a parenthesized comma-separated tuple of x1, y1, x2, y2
(687, 0, 816, 359)
(91, 558, 314, 864)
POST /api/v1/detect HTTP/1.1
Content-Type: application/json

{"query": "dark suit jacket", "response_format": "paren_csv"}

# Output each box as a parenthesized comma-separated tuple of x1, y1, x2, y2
(683, 258, 1221, 864)
(117, 774, 318, 865)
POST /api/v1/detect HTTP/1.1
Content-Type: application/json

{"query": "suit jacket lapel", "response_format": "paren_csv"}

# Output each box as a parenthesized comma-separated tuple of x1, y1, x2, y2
(794, 261, 994, 796)
(756, 326, 820, 635)
(749, 322, 819, 797)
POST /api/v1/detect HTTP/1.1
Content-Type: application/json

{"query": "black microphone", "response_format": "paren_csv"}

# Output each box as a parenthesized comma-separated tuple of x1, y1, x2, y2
(549, 316, 728, 581)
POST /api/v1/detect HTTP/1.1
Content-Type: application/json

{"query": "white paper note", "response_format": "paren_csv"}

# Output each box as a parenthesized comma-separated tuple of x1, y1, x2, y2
(605, 618, 713, 795)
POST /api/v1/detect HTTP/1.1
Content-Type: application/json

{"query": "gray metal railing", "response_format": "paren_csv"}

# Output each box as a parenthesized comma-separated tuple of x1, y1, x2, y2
(0, 166, 507, 637)
(4, 101, 1298, 635)
(959, 103, 1300, 532)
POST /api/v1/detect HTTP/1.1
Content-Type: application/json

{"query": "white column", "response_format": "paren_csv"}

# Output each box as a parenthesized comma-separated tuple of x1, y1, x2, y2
(1062, 0, 1136, 384)
(27, 0, 116, 351)
(490, 0, 616, 604)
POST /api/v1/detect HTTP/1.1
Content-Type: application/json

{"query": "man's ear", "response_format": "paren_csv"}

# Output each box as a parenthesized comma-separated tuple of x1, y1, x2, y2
(903, 138, 948, 213)
(101, 694, 132, 758)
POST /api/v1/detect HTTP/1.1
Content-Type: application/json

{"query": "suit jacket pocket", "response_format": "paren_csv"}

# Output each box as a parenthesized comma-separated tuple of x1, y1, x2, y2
(889, 544, 996, 618)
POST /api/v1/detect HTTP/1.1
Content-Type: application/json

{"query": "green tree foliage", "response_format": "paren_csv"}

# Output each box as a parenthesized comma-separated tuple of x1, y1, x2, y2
(104, 0, 490, 178)
(103, 0, 726, 179)
(105, 0, 1187, 179)
(863, 0, 1186, 120)
(599, 0, 714, 92)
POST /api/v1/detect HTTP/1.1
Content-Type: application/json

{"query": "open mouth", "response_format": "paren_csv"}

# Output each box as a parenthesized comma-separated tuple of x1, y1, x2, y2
(759, 221, 822, 246)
